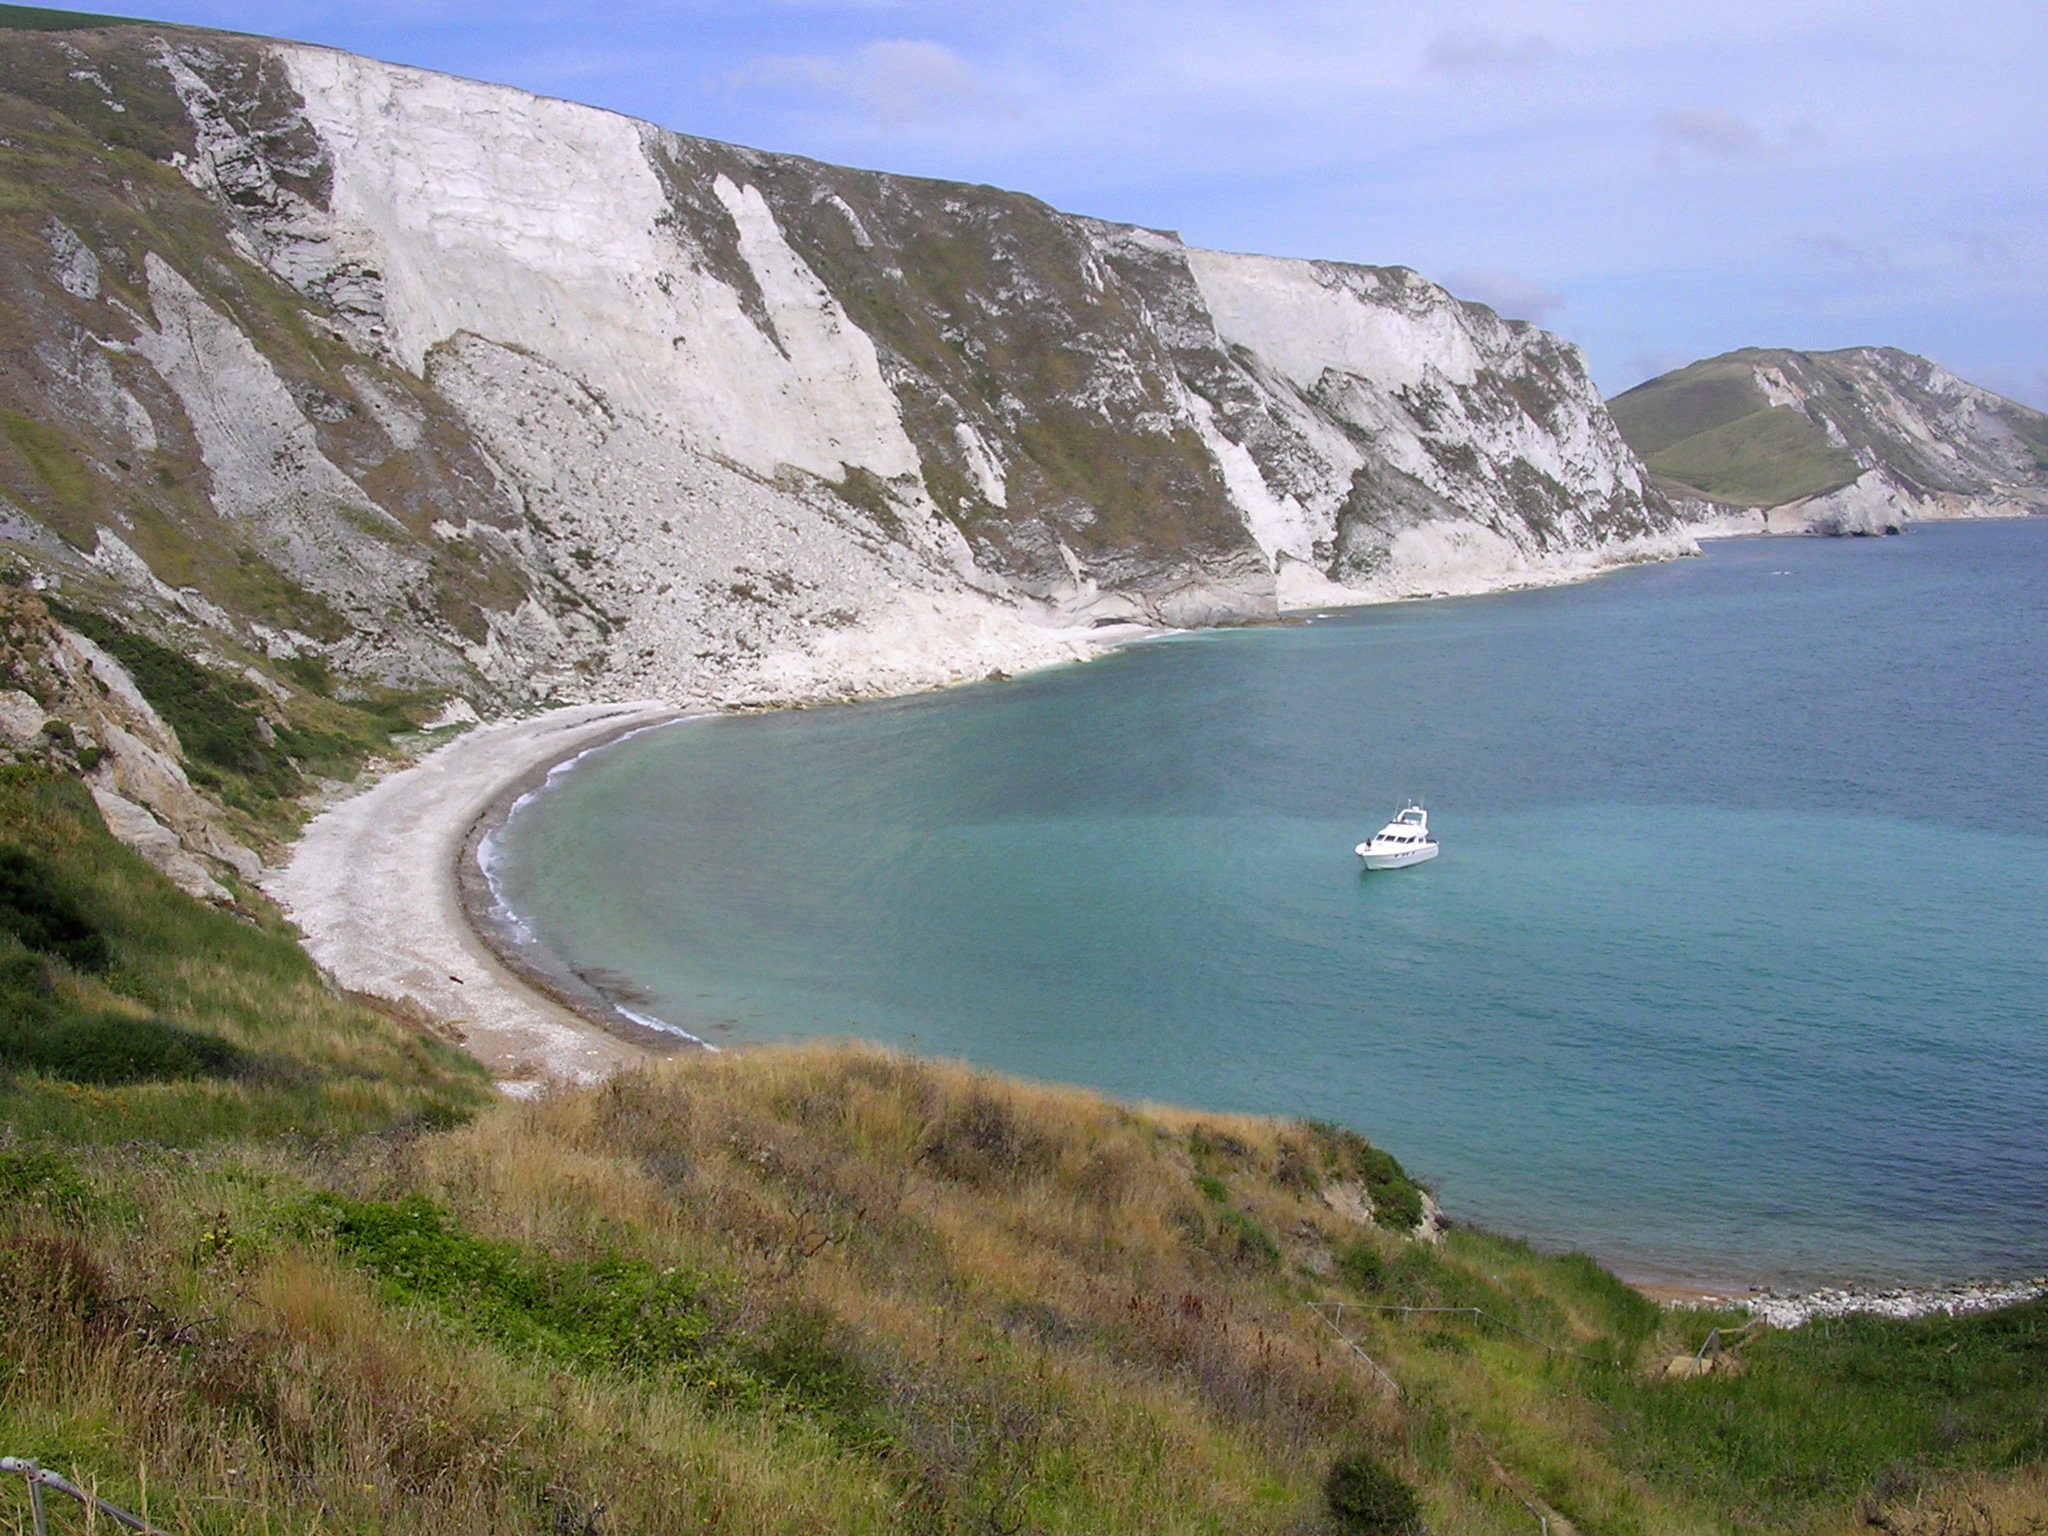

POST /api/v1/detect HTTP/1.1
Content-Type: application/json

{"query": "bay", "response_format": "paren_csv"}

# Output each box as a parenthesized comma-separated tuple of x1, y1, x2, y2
(486, 521, 2048, 1287)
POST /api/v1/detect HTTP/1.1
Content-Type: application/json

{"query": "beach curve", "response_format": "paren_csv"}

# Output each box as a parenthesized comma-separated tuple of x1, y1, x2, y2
(263, 701, 686, 1092)
(260, 686, 2048, 1324)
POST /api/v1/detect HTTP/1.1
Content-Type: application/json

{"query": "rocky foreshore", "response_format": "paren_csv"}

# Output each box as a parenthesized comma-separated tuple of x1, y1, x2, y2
(1713, 1276, 2048, 1328)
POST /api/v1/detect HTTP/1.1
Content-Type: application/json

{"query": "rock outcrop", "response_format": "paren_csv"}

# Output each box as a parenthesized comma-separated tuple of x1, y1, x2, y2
(0, 585, 260, 901)
(1610, 348, 2048, 537)
(0, 20, 1684, 722)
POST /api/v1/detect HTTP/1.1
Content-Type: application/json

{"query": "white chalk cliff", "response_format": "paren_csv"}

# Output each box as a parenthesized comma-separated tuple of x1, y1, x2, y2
(0, 24, 1687, 712)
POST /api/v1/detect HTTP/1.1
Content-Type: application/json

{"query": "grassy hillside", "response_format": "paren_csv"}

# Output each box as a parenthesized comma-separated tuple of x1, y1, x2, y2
(0, 766, 487, 1140)
(0, 5, 148, 31)
(0, 767, 2045, 1533)
(1609, 355, 1861, 507)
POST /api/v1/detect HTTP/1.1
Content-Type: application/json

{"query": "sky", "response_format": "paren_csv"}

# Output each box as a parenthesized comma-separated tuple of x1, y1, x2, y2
(104, 0, 2048, 407)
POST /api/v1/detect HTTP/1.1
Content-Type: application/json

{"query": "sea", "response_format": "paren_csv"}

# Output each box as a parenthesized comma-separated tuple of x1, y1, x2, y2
(483, 521, 2048, 1289)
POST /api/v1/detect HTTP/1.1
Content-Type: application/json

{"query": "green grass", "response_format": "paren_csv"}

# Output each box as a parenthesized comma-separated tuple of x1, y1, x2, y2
(0, 4, 148, 29)
(1594, 1302, 2048, 1521)
(308, 1190, 732, 1371)
(1608, 360, 1773, 458)
(304, 1191, 886, 1437)
(1610, 355, 1863, 506)
(0, 410, 99, 514)
(0, 765, 487, 1142)
(0, 840, 109, 970)
(0, 1146, 92, 1216)
(1644, 405, 1861, 506)
(0, 796, 255, 1085)
(0, 961, 248, 1083)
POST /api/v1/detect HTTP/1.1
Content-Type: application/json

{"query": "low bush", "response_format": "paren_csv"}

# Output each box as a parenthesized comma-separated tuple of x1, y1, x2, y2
(1336, 1239, 1386, 1294)
(1324, 1451, 1424, 1535)
(0, 842, 109, 971)
(53, 605, 290, 789)
(1306, 1121, 1425, 1232)
(1217, 1208, 1280, 1269)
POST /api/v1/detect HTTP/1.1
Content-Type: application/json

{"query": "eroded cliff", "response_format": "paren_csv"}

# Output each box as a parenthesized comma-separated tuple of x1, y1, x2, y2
(0, 19, 1684, 725)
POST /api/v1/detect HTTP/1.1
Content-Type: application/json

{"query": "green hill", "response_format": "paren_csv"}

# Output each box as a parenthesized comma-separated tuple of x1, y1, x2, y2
(1608, 354, 1860, 507)
(1611, 347, 2048, 515)
(0, 5, 150, 32)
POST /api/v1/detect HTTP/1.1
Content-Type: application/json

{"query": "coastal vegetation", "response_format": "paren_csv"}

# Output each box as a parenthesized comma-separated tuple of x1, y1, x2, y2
(1609, 346, 2048, 514)
(0, 763, 2044, 1533)
(0, 10, 2042, 1532)
(48, 600, 422, 824)
(1607, 356, 1860, 508)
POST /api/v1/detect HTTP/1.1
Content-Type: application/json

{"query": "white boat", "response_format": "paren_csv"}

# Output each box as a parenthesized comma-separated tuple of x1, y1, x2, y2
(1355, 803, 1438, 870)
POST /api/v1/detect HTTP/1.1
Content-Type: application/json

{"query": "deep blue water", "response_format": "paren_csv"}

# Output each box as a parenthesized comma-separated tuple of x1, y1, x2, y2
(488, 522, 2048, 1287)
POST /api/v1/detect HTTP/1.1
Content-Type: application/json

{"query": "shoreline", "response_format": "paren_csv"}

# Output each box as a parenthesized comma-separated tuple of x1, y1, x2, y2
(288, 694, 2048, 1321)
(268, 572, 2046, 1320)
(1634, 1275, 2048, 1328)
(264, 622, 1168, 1088)
(458, 710, 718, 1056)
(264, 701, 691, 1091)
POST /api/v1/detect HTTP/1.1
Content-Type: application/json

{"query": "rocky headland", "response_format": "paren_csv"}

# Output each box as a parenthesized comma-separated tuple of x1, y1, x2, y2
(1612, 346, 2048, 537)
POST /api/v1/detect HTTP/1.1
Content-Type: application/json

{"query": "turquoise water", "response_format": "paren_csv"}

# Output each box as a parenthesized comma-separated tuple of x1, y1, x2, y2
(488, 522, 2048, 1287)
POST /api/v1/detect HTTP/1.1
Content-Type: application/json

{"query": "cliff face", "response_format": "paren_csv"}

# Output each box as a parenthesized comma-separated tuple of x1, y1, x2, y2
(1611, 348, 2048, 536)
(0, 22, 1683, 715)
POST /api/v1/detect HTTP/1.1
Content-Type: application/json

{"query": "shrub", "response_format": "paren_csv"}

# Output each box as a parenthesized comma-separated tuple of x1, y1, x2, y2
(52, 605, 290, 788)
(0, 842, 110, 971)
(0, 1232, 110, 1329)
(743, 1304, 882, 1445)
(1336, 1239, 1386, 1294)
(1307, 1121, 1426, 1232)
(1325, 1451, 1424, 1536)
(918, 1091, 1053, 1186)
(1216, 1208, 1279, 1269)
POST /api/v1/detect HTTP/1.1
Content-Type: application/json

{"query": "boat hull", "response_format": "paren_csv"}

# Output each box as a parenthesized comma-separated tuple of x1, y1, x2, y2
(1356, 843, 1439, 870)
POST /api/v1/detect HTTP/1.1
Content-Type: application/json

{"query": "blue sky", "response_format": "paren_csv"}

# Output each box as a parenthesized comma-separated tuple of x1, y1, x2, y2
(116, 0, 2047, 407)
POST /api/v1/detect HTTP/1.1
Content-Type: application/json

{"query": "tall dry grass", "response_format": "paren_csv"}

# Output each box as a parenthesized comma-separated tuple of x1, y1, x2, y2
(5, 1035, 2042, 1532)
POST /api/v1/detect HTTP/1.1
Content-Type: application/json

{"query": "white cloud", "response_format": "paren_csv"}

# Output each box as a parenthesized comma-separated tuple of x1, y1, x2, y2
(1657, 107, 1766, 161)
(1447, 267, 1566, 322)
(1425, 30, 1554, 75)
(733, 38, 997, 128)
